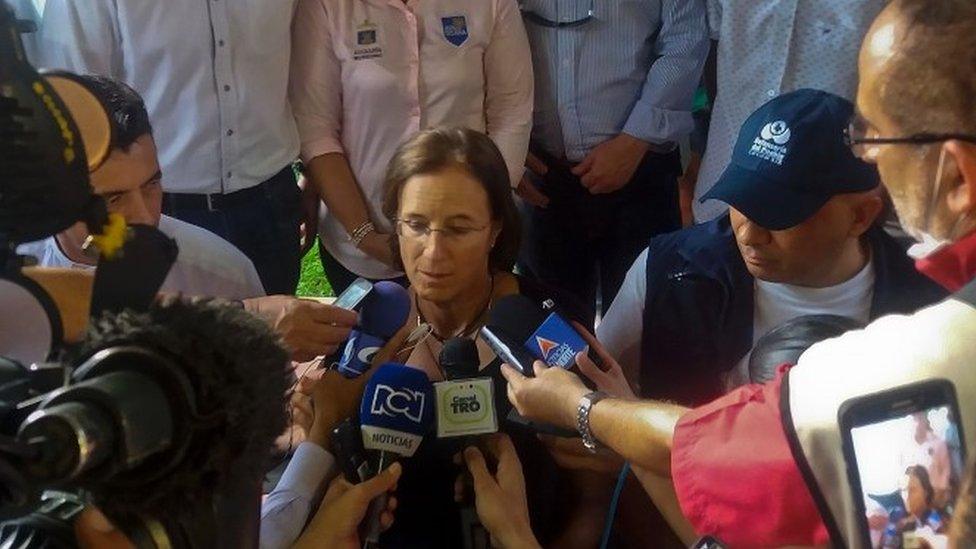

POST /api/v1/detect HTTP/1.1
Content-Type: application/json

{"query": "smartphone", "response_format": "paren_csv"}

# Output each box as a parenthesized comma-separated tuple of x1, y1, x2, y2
(333, 278, 373, 310)
(839, 379, 966, 548)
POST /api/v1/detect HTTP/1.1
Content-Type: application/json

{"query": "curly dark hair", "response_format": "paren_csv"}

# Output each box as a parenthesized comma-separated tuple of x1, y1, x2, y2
(64, 297, 289, 522)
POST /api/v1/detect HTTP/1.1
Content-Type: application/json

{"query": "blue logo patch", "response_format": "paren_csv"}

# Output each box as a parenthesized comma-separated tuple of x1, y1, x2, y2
(441, 15, 468, 47)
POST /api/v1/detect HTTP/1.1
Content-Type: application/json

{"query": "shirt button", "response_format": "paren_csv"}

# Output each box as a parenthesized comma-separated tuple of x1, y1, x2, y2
(767, 89, 776, 98)
(218, 39, 225, 47)
(226, 171, 233, 178)
(226, 129, 234, 136)
(223, 84, 231, 92)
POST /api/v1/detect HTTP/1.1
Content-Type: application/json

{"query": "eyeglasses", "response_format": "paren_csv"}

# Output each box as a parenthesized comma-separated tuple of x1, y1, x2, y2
(521, 0, 594, 28)
(845, 114, 976, 161)
(395, 218, 489, 243)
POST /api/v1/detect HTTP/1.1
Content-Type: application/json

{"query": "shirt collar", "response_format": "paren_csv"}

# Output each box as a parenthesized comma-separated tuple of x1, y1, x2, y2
(915, 230, 976, 291)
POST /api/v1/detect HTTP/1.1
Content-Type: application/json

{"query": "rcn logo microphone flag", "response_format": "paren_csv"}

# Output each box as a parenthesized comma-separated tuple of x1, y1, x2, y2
(525, 313, 587, 369)
(360, 363, 434, 457)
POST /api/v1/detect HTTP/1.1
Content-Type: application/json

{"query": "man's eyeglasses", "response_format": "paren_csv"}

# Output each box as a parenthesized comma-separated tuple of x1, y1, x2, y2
(845, 114, 976, 160)
(521, 0, 594, 28)
(395, 218, 489, 243)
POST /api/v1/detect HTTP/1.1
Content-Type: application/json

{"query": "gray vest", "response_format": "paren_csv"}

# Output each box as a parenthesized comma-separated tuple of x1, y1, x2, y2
(784, 278, 976, 548)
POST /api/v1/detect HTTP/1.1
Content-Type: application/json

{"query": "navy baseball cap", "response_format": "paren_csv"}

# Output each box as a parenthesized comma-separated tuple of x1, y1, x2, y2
(701, 89, 880, 230)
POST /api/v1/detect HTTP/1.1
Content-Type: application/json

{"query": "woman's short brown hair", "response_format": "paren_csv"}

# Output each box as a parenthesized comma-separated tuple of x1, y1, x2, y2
(381, 127, 521, 272)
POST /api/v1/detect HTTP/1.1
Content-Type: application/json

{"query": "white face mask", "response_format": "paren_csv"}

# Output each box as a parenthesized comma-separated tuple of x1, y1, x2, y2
(904, 147, 968, 259)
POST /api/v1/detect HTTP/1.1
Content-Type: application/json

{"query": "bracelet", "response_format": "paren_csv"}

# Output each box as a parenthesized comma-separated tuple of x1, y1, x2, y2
(576, 391, 608, 453)
(349, 220, 375, 248)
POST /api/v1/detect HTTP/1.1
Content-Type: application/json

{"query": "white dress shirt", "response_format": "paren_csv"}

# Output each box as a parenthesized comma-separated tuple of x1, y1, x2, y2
(290, 0, 533, 279)
(693, 0, 886, 221)
(29, 0, 300, 194)
(17, 216, 266, 299)
(523, 0, 709, 160)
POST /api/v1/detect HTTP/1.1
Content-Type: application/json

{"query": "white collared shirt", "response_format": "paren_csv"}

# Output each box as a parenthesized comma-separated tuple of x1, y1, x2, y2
(29, 0, 300, 194)
(17, 216, 266, 300)
(290, 0, 533, 279)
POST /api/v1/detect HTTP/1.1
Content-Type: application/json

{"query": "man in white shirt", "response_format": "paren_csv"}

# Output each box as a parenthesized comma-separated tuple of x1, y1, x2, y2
(29, 0, 306, 295)
(19, 75, 357, 362)
(597, 90, 945, 405)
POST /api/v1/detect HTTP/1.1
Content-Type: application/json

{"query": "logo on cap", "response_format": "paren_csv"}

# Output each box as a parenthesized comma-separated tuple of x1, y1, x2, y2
(749, 120, 792, 166)
(760, 121, 792, 145)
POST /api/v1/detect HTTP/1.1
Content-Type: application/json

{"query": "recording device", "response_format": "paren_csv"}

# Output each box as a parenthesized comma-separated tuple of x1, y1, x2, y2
(331, 418, 373, 484)
(484, 294, 588, 370)
(359, 363, 434, 545)
(337, 282, 410, 378)
(332, 277, 373, 311)
(839, 379, 966, 548)
(0, 299, 290, 548)
(435, 339, 498, 439)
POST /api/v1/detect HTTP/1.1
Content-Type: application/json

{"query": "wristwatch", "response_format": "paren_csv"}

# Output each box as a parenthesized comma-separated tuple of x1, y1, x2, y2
(576, 391, 608, 453)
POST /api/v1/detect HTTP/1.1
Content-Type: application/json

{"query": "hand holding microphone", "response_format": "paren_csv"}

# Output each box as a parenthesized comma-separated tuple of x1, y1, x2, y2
(500, 360, 589, 432)
(462, 433, 540, 549)
(292, 463, 402, 549)
(358, 363, 434, 546)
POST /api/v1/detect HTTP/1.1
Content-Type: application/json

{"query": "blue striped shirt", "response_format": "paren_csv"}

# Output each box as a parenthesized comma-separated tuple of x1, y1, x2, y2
(522, 0, 709, 161)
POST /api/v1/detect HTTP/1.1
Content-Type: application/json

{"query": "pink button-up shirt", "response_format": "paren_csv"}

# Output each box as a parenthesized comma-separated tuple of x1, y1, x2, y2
(290, 0, 533, 279)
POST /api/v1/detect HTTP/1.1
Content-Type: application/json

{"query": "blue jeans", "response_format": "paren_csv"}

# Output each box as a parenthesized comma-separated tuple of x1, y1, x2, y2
(162, 166, 301, 295)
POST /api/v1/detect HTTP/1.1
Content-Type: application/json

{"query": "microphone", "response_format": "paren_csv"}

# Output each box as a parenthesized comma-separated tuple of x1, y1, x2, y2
(440, 338, 481, 381)
(435, 339, 498, 439)
(484, 294, 589, 370)
(337, 281, 410, 378)
(482, 297, 583, 438)
(359, 362, 434, 457)
(359, 363, 433, 546)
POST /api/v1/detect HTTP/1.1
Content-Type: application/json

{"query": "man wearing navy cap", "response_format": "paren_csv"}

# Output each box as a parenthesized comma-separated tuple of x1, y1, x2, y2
(597, 88, 945, 405)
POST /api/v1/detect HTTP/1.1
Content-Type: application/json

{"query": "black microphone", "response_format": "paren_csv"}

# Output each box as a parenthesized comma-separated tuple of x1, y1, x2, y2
(440, 338, 481, 381)
(485, 294, 591, 370)
(481, 297, 582, 438)
(331, 418, 373, 484)
(6, 297, 290, 548)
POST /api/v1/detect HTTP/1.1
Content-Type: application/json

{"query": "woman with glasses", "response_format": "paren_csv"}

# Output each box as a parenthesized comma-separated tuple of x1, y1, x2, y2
(289, 0, 533, 294)
(363, 127, 585, 547)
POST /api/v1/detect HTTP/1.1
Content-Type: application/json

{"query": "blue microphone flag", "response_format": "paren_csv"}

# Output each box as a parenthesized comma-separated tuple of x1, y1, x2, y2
(526, 312, 587, 369)
(360, 363, 434, 457)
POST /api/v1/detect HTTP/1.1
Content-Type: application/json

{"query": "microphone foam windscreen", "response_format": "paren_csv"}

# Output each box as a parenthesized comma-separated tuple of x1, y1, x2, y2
(360, 363, 434, 457)
(359, 281, 411, 338)
(486, 294, 548, 342)
(439, 338, 480, 380)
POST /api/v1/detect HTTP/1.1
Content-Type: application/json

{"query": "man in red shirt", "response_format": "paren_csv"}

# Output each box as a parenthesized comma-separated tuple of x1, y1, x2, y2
(501, 1, 976, 547)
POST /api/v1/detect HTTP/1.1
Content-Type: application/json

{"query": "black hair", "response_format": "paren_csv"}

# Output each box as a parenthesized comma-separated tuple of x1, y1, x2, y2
(65, 297, 289, 521)
(73, 74, 153, 150)
(748, 314, 864, 384)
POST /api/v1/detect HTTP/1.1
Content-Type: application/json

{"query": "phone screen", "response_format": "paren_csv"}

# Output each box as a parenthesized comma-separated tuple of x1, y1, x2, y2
(846, 389, 965, 548)
(333, 278, 373, 310)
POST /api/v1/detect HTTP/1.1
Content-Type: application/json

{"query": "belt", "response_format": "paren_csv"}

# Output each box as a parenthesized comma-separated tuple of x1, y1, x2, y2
(163, 165, 293, 212)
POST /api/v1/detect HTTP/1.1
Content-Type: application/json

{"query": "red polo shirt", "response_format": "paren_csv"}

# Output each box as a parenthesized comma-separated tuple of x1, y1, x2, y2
(670, 230, 976, 548)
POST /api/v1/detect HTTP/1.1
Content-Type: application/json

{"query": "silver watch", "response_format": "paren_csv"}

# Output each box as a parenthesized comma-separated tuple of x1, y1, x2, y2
(576, 391, 607, 453)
